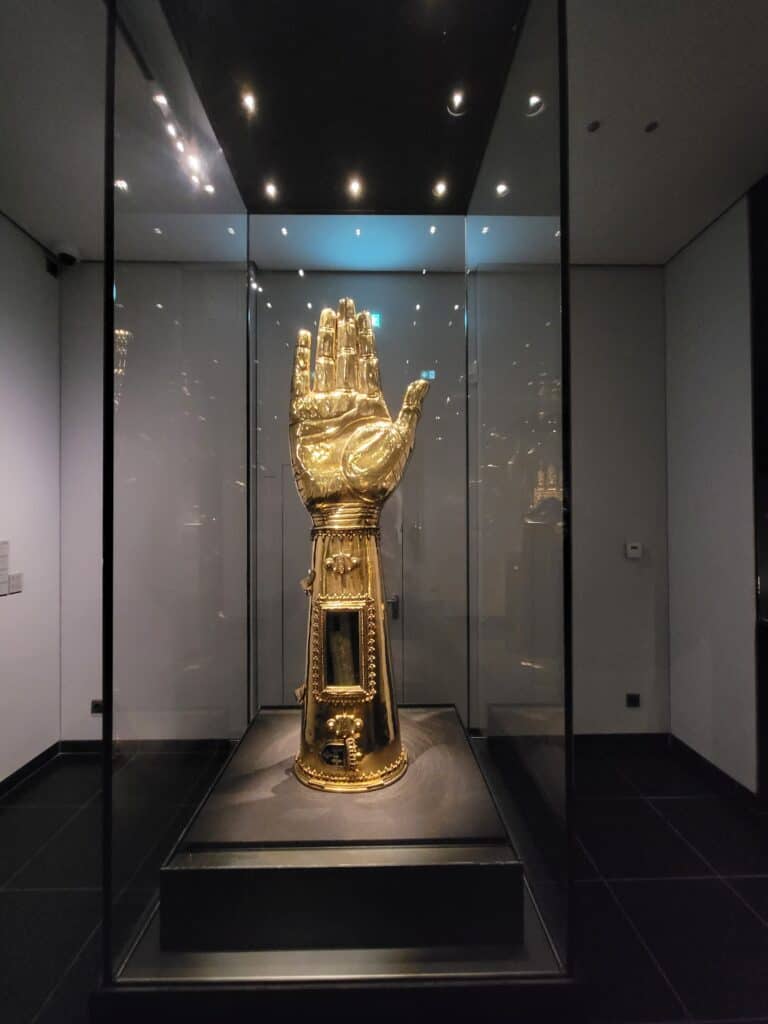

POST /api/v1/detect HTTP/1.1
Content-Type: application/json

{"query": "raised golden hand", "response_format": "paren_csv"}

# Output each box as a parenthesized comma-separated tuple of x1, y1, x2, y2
(290, 297, 429, 517)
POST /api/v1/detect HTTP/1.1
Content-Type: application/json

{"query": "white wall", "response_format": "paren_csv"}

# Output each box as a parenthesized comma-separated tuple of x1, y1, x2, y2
(0, 216, 61, 781)
(60, 263, 102, 740)
(666, 199, 756, 791)
(571, 267, 669, 733)
(60, 262, 248, 741)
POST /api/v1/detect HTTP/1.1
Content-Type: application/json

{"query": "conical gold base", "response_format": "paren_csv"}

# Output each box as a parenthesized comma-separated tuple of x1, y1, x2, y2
(293, 748, 407, 793)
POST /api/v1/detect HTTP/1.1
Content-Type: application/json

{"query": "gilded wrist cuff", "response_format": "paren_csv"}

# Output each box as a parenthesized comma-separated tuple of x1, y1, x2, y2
(310, 502, 381, 530)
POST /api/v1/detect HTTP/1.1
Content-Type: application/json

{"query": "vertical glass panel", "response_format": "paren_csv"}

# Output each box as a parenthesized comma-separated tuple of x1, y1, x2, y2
(467, 0, 568, 962)
(250, 216, 468, 716)
(111, 0, 248, 971)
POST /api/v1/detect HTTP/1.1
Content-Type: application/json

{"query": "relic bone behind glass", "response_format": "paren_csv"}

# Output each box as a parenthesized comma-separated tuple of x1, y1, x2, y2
(289, 297, 429, 791)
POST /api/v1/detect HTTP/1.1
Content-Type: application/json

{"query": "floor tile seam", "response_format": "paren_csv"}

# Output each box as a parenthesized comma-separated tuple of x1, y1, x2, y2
(0, 802, 89, 810)
(1, 886, 102, 893)
(28, 918, 102, 1024)
(0, 802, 90, 891)
(647, 798, 768, 929)
(575, 836, 607, 882)
(601, 876, 693, 1020)
(113, 803, 193, 902)
(644, 797, 768, 931)
(595, 874, 716, 884)
(640, 795, 718, 875)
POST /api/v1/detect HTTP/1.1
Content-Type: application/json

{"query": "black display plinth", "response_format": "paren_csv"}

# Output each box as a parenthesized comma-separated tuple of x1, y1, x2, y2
(160, 707, 523, 951)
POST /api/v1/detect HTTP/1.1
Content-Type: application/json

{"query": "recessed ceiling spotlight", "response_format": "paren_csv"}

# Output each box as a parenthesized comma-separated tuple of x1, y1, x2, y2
(481, 225, 490, 234)
(242, 92, 256, 115)
(429, 224, 437, 235)
(586, 120, 601, 133)
(644, 120, 659, 133)
(188, 154, 201, 172)
(227, 227, 236, 235)
(355, 227, 362, 237)
(153, 93, 168, 108)
(348, 176, 363, 199)
(153, 227, 163, 235)
(495, 182, 509, 197)
(432, 179, 448, 198)
(280, 226, 288, 236)
(204, 183, 215, 194)
(114, 179, 128, 191)
(265, 181, 278, 200)
(298, 268, 305, 277)
(166, 123, 177, 138)
(447, 89, 466, 117)
(526, 93, 546, 117)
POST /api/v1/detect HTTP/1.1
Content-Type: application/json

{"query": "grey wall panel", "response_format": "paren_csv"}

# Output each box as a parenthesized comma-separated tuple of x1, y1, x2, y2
(666, 199, 756, 791)
(571, 267, 669, 734)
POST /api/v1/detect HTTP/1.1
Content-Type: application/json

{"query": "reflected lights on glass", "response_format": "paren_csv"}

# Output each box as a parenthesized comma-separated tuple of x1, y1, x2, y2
(347, 176, 363, 199)
(448, 89, 465, 117)
(495, 182, 509, 197)
(265, 181, 278, 200)
(242, 91, 256, 116)
(280, 226, 288, 236)
(481, 225, 490, 234)
(114, 179, 128, 191)
(526, 93, 546, 117)
(429, 224, 437, 235)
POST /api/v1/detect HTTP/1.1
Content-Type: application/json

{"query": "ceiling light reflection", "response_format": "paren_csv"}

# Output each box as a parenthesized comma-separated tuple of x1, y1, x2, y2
(348, 177, 363, 198)
(432, 180, 447, 198)
(166, 123, 177, 138)
(204, 183, 215, 194)
(265, 181, 278, 200)
(114, 179, 128, 191)
(481, 225, 490, 234)
(280, 226, 288, 236)
(495, 182, 509, 196)
(242, 92, 256, 115)
(153, 93, 168, 108)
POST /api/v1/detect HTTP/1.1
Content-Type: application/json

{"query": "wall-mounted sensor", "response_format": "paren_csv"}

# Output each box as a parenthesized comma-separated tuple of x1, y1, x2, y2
(625, 541, 643, 560)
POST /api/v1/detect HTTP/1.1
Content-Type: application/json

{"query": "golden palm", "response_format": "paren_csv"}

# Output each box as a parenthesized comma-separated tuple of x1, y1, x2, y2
(289, 297, 429, 511)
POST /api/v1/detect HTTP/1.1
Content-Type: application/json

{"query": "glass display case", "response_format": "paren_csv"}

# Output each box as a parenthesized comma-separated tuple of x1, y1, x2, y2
(96, 0, 573, 1016)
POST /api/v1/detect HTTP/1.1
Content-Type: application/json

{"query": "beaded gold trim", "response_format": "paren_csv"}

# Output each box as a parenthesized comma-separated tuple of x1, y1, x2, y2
(294, 748, 407, 787)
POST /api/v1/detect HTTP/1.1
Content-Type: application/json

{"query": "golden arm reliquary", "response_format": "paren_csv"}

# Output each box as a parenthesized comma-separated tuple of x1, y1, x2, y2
(289, 297, 429, 791)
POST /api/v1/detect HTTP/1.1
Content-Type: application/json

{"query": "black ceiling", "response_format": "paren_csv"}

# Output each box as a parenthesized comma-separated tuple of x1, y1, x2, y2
(160, 0, 528, 215)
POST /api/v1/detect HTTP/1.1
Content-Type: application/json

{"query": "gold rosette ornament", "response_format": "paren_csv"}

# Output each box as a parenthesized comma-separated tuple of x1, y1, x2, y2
(289, 297, 429, 791)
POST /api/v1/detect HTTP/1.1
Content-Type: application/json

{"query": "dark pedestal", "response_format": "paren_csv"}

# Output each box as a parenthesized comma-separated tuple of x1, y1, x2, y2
(160, 707, 523, 951)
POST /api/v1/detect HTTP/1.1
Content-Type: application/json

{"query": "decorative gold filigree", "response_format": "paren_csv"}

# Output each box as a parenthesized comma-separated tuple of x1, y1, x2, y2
(290, 298, 428, 791)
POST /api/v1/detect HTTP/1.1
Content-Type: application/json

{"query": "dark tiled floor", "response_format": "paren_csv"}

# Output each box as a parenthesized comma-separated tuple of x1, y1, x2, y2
(0, 748, 228, 1024)
(2, 740, 768, 1023)
(575, 737, 768, 1022)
